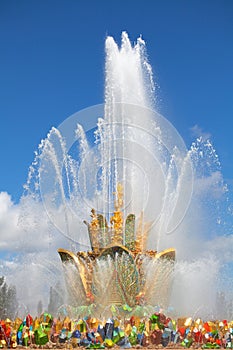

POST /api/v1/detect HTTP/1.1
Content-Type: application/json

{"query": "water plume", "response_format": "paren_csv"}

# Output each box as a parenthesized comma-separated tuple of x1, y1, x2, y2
(0, 32, 232, 318)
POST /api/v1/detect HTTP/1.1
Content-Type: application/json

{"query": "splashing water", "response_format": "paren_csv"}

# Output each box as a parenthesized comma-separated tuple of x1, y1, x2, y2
(1, 32, 232, 318)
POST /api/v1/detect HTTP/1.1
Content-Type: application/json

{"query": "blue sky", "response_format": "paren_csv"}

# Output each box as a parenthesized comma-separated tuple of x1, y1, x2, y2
(0, 0, 232, 202)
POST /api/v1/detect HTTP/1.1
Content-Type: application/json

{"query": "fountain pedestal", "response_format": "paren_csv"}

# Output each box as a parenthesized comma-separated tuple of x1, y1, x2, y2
(58, 184, 175, 310)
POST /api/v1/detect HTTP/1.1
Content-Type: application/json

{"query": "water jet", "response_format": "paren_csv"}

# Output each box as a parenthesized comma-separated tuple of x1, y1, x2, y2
(55, 32, 183, 314)
(18, 32, 230, 318)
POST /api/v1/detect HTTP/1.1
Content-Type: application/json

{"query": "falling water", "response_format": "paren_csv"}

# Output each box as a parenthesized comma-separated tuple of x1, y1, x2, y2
(2, 32, 231, 317)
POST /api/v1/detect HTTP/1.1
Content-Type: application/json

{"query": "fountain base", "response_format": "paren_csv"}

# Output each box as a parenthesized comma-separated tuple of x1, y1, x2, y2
(58, 185, 175, 310)
(58, 245, 175, 309)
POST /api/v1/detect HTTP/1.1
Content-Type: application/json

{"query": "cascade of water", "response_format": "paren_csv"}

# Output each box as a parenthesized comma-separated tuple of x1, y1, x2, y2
(101, 31, 156, 227)
(24, 31, 193, 251)
(39, 127, 72, 239)
(12, 32, 232, 317)
(105, 32, 154, 108)
(75, 124, 90, 199)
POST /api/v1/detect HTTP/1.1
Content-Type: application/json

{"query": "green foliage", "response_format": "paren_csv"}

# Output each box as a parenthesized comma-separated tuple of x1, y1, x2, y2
(0, 276, 18, 319)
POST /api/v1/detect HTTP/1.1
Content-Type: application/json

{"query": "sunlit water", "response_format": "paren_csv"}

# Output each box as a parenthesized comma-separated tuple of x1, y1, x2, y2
(1, 32, 232, 319)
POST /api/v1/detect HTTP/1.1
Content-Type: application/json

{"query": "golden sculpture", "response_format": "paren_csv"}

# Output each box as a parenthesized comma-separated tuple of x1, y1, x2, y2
(58, 183, 175, 309)
(110, 183, 124, 244)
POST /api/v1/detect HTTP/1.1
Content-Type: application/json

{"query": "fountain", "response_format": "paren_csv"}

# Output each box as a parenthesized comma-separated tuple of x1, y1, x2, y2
(58, 182, 175, 311)
(46, 31, 194, 313)
(16, 32, 231, 318)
